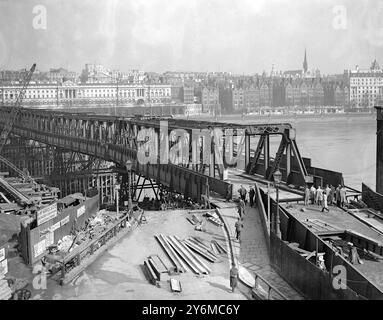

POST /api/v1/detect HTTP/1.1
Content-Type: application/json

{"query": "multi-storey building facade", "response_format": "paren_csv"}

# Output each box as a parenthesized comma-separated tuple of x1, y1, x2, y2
(219, 86, 233, 114)
(201, 86, 220, 113)
(259, 82, 271, 106)
(49, 68, 78, 83)
(183, 86, 195, 104)
(350, 60, 383, 108)
(0, 81, 172, 108)
(232, 87, 244, 111)
(243, 85, 260, 111)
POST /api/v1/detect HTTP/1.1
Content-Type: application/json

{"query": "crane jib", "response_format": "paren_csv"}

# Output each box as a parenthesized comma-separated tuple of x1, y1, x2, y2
(0, 63, 36, 183)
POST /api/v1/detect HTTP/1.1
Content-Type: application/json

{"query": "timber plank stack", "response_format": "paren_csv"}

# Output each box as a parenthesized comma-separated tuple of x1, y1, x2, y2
(154, 234, 223, 276)
(0, 279, 12, 300)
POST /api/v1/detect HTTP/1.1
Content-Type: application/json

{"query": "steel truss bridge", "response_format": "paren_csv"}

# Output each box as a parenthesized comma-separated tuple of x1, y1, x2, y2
(0, 106, 310, 202)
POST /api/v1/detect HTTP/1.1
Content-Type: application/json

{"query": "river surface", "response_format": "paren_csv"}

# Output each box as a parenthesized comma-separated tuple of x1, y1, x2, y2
(184, 113, 376, 191)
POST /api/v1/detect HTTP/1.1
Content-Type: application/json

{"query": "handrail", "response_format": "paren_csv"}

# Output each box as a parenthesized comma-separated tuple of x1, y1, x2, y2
(253, 272, 288, 300)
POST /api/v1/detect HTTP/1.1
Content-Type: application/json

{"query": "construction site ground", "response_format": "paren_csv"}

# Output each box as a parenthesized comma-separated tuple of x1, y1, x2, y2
(7, 209, 250, 300)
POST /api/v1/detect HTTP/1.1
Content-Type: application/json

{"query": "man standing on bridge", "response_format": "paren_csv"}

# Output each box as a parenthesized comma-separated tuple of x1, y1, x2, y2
(340, 186, 347, 207)
(238, 185, 247, 203)
(238, 198, 245, 219)
(310, 185, 316, 204)
(249, 186, 255, 207)
(336, 185, 341, 207)
(304, 185, 310, 206)
(235, 218, 243, 242)
(230, 262, 239, 293)
(321, 191, 330, 213)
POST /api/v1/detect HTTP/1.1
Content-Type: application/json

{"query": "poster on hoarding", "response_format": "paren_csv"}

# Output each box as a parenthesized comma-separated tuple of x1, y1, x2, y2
(60, 215, 70, 227)
(76, 205, 85, 218)
(45, 232, 54, 247)
(50, 221, 60, 232)
(37, 203, 57, 226)
(33, 239, 46, 258)
(0, 259, 8, 279)
(0, 248, 5, 262)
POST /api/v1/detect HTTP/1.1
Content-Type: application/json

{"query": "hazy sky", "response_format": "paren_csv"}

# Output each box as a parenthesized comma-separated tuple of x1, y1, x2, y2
(0, 0, 383, 74)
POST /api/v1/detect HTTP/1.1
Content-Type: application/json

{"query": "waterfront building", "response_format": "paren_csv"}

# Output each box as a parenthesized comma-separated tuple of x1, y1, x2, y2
(312, 80, 324, 106)
(243, 85, 260, 112)
(335, 84, 350, 107)
(201, 86, 220, 113)
(183, 86, 195, 104)
(80, 63, 111, 83)
(350, 60, 383, 108)
(184, 103, 202, 116)
(259, 81, 271, 106)
(219, 86, 233, 114)
(171, 85, 183, 103)
(49, 68, 78, 83)
(0, 81, 172, 108)
(232, 87, 244, 111)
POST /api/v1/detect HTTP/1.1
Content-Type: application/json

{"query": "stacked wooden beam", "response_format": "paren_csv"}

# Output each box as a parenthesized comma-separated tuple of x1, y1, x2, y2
(210, 242, 220, 255)
(204, 211, 223, 227)
(170, 278, 182, 292)
(155, 234, 213, 275)
(168, 235, 210, 274)
(0, 280, 12, 300)
(186, 214, 202, 225)
(143, 260, 159, 286)
(207, 217, 223, 227)
(155, 235, 187, 273)
(148, 255, 169, 274)
(211, 240, 227, 254)
(183, 238, 218, 263)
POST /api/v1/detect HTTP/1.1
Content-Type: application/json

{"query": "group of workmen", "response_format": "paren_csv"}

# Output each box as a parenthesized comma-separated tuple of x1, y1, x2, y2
(304, 184, 348, 212)
(231, 184, 256, 294)
(235, 185, 256, 243)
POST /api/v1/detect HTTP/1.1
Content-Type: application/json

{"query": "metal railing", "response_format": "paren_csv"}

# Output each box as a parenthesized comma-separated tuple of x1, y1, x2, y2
(252, 272, 288, 300)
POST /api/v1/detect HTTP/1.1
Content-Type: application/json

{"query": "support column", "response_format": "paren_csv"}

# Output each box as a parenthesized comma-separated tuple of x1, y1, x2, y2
(209, 136, 215, 178)
(264, 135, 270, 178)
(286, 142, 291, 180)
(244, 134, 250, 170)
(90, 121, 94, 140)
(376, 106, 383, 194)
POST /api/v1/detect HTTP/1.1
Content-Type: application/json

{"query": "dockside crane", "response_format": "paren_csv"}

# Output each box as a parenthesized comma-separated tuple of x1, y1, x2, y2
(0, 63, 36, 183)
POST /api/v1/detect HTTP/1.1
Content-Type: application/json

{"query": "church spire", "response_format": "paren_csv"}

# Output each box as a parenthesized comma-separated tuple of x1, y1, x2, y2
(303, 49, 308, 74)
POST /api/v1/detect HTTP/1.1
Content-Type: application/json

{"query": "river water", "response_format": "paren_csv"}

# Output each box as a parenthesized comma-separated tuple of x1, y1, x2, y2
(185, 113, 376, 191)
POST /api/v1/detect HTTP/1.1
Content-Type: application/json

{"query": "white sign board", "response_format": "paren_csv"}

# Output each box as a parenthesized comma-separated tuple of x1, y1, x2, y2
(60, 215, 70, 227)
(0, 248, 5, 262)
(45, 232, 54, 247)
(37, 203, 57, 226)
(34, 239, 46, 258)
(50, 221, 60, 233)
(0, 259, 8, 278)
(76, 205, 85, 218)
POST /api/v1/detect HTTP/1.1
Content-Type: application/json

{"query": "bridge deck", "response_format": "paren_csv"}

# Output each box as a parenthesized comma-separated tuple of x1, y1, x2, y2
(280, 202, 383, 293)
(210, 197, 304, 299)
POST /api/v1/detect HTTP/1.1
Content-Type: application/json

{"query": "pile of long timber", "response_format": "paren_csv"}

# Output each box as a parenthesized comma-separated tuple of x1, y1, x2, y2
(155, 234, 187, 273)
(183, 237, 218, 263)
(186, 214, 202, 226)
(211, 240, 227, 255)
(204, 211, 223, 227)
(143, 259, 160, 286)
(155, 234, 214, 275)
(0, 280, 12, 300)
